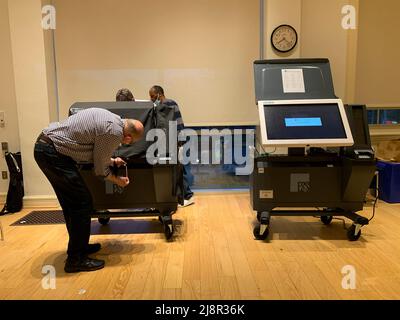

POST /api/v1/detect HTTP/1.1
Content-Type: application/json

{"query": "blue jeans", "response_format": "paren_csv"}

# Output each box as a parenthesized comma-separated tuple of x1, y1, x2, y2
(34, 141, 93, 260)
(183, 164, 194, 200)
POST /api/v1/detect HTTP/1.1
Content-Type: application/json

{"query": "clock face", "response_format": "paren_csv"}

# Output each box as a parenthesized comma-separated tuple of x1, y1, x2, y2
(271, 25, 298, 53)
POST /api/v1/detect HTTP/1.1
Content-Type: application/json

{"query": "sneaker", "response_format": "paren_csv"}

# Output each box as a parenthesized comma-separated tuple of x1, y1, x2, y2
(179, 197, 195, 208)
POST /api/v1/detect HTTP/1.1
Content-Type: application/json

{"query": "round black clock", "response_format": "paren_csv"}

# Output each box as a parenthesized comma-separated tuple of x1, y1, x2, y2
(271, 24, 298, 53)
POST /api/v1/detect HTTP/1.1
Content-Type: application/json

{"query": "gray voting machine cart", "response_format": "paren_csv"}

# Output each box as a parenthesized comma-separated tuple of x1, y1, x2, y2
(69, 101, 184, 240)
(251, 59, 376, 241)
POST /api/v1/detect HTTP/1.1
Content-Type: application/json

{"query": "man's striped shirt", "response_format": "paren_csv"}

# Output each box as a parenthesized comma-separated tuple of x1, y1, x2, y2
(43, 108, 124, 177)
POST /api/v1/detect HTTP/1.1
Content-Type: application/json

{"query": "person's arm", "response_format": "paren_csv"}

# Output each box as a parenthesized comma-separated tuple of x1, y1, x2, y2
(93, 134, 130, 188)
(174, 104, 186, 147)
(174, 105, 185, 131)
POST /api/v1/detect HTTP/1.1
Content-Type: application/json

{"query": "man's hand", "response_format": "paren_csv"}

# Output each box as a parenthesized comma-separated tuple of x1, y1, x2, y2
(112, 157, 127, 167)
(115, 176, 130, 188)
(106, 175, 130, 188)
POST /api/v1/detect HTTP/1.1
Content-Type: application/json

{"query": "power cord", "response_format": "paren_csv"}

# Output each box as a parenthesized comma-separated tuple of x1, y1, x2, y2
(255, 138, 277, 155)
(325, 193, 378, 231)
(369, 169, 380, 222)
(313, 208, 355, 231)
(369, 190, 378, 222)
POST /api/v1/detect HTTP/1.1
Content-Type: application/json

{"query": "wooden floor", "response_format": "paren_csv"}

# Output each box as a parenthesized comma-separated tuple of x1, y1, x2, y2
(1, 194, 400, 300)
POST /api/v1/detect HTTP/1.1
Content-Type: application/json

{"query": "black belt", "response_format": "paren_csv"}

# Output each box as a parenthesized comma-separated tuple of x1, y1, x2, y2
(37, 133, 54, 145)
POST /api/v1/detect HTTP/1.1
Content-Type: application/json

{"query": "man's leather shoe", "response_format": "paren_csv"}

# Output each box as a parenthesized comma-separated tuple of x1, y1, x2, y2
(86, 243, 101, 255)
(64, 257, 105, 273)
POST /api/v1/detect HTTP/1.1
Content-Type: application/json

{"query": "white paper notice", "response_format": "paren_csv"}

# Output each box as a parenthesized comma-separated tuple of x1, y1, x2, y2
(282, 69, 305, 93)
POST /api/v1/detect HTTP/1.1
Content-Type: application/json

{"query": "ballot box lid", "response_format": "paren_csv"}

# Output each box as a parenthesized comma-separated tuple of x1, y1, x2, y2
(254, 58, 337, 103)
(69, 101, 154, 123)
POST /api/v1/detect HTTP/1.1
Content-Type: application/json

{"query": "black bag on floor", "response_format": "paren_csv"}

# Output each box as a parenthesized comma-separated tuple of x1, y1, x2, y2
(0, 152, 24, 215)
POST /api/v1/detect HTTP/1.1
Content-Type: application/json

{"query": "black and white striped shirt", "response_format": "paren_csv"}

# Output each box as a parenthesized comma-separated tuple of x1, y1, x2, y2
(43, 108, 124, 177)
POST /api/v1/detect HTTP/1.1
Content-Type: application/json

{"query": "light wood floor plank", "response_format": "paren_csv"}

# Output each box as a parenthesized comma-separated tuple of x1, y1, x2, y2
(1, 195, 400, 300)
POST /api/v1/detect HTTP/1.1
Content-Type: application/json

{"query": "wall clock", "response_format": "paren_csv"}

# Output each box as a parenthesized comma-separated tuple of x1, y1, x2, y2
(271, 24, 298, 53)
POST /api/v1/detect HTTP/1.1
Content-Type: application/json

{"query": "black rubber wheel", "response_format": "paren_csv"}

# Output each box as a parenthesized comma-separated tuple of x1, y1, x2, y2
(253, 225, 269, 240)
(347, 225, 361, 241)
(164, 224, 174, 240)
(321, 215, 333, 225)
(98, 217, 110, 226)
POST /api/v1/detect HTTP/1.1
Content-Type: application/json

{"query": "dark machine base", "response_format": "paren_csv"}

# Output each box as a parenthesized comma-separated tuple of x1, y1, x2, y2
(253, 209, 369, 242)
(93, 208, 176, 240)
(80, 163, 182, 241)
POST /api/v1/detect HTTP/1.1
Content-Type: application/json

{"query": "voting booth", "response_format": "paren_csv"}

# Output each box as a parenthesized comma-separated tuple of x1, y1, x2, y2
(251, 59, 376, 241)
(69, 101, 184, 240)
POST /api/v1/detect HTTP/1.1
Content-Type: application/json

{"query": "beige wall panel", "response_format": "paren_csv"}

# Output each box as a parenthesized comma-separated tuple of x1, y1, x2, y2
(0, 0, 20, 194)
(301, 0, 350, 100)
(355, 0, 400, 106)
(53, 0, 260, 125)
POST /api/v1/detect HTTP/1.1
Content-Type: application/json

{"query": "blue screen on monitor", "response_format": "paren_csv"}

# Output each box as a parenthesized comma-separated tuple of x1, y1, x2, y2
(265, 103, 347, 140)
(285, 118, 322, 127)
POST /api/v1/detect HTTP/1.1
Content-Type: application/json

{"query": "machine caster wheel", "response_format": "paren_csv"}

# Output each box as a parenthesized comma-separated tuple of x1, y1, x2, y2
(253, 225, 269, 240)
(347, 224, 361, 241)
(164, 223, 174, 240)
(98, 217, 110, 226)
(257, 212, 270, 224)
(321, 215, 333, 225)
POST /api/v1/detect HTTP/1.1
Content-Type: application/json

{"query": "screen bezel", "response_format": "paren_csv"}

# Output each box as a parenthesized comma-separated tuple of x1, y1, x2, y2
(258, 99, 354, 147)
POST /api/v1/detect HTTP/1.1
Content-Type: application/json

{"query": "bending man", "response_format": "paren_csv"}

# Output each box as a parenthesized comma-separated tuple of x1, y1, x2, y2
(34, 108, 144, 273)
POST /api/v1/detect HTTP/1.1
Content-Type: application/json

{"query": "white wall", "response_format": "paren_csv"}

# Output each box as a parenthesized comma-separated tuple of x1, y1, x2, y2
(53, 0, 260, 126)
(300, 0, 352, 101)
(8, 0, 55, 199)
(263, 0, 356, 101)
(355, 0, 400, 106)
(265, 0, 302, 59)
(0, 0, 20, 196)
(42, 0, 59, 123)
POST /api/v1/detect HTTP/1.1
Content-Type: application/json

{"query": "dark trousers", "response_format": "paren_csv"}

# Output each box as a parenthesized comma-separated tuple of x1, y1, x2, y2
(34, 141, 93, 260)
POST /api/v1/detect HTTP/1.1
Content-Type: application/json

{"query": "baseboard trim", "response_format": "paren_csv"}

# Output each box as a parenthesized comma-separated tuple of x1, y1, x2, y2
(23, 196, 59, 208)
(193, 189, 249, 195)
(3, 191, 250, 208)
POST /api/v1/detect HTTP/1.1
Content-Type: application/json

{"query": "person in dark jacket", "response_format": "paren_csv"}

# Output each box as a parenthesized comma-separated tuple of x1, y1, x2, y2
(149, 85, 195, 207)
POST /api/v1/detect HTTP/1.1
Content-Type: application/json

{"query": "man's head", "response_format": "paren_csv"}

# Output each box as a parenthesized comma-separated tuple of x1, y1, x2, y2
(122, 119, 144, 145)
(149, 85, 165, 103)
(116, 88, 135, 102)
